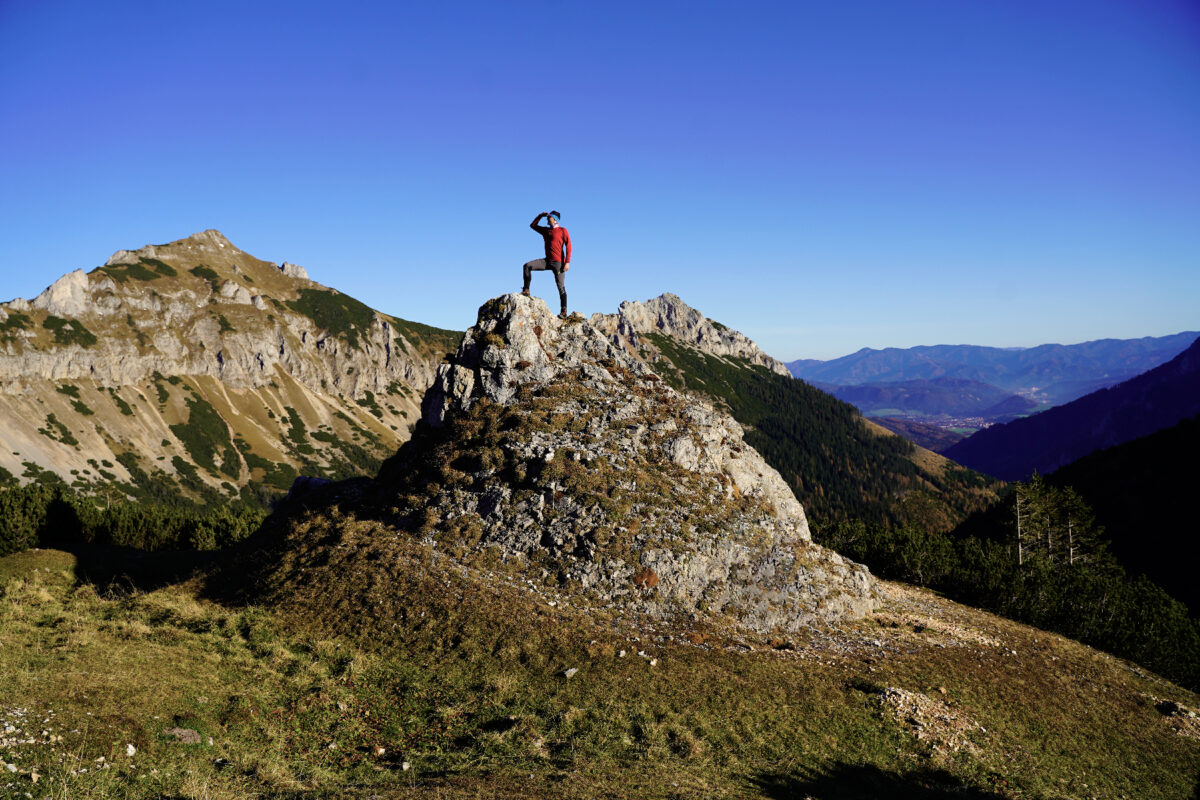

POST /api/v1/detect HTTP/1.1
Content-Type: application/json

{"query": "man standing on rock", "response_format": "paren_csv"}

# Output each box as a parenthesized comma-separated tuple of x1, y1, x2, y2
(522, 211, 571, 318)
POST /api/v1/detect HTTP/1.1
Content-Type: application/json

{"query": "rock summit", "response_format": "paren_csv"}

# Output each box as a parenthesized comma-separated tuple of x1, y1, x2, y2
(372, 293, 877, 632)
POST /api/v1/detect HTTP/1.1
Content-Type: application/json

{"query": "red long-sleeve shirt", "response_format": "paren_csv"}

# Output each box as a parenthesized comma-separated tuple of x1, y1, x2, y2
(531, 218, 571, 264)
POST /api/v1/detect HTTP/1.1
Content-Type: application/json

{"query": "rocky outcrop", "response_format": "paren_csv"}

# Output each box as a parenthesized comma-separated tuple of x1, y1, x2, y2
(590, 293, 791, 376)
(31, 270, 90, 318)
(279, 262, 309, 280)
(406, 294, 876, 631)
(105, 228, 236, 266)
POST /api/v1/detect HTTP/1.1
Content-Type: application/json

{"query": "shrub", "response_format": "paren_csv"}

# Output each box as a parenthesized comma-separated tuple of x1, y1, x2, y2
(43, 316, 98, 347)
(633, 568, 659, 591)
(285, 288, 376, 348)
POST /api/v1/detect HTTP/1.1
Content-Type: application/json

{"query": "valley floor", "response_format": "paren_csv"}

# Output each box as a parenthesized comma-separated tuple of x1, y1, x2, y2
(1, 548, 1197, 799)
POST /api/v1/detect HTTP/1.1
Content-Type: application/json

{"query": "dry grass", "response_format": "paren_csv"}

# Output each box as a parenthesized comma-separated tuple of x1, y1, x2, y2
(1, 547, 1197, 799)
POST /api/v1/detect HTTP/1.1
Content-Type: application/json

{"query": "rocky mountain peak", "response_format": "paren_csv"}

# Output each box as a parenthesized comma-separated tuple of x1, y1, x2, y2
(105, 229, 238, 267)
(1, 231, 462, 502)
(589, 293, 791, 376)
(387, 293, 876, 632)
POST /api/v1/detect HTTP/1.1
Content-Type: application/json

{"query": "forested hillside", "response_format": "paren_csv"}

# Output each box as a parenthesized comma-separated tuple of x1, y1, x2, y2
(643, 333, 1000, 533)
(1045, 414, 1200, 613)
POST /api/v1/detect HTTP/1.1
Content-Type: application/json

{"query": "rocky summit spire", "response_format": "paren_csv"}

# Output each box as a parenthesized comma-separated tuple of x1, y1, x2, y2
(374, 293, 877, 632)
(589, 292, 792, 377)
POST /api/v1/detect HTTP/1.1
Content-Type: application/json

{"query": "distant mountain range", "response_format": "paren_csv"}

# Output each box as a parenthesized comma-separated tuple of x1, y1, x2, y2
(944, 335, 1200, 480)
(813, 377, 1037, 421)
(788, 333, 1198, 440)
(789, 333, 1198, 407)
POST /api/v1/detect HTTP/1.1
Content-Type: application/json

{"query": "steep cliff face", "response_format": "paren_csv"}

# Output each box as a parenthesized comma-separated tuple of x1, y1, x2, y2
(0, 230, 460, 500)
(589, 293, 791, 377)
(247, 294, 876, 636)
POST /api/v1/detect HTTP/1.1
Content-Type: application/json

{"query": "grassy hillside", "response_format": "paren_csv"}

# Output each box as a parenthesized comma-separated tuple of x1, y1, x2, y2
(1, 547, 1196, 798)
(642, 333, 1000, 533)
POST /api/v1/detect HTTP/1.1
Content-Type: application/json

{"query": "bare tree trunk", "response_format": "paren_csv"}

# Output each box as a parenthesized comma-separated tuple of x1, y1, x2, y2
(1068, 515, 1074, 566)
(1016, 491, 1024, 568)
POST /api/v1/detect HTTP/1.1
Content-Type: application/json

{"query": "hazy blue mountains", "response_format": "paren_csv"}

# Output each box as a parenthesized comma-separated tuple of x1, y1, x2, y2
(788, 332, 1198, 407)
(944, 335, 1200, 480)
(817, 377, 1036, 420)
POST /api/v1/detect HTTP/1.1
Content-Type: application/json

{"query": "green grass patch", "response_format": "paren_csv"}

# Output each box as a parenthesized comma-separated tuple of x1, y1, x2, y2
(43, 315, 98, 347)
(286, 287, 376, 348)
(390, 316, 463, 356)
(37, 413, 79, 447)
(102, 256, 174, 282)
(234, 437, 299, 492)
(356, 390, 384, 419)
(141, 257, 177, 277)
(107, 388, 135, 416)
(282, 406, 308, 447)
(0, 310, 31, 341)
(169, 395, 241, 479)
(189, 265, 221, 292)
(56, 384, 95, 416)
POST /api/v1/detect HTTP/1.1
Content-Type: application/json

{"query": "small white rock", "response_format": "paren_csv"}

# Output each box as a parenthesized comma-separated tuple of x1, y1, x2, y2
(401, 761, 411, 771)
(564, 667, 579, 679)
(126, 743, 136, 757)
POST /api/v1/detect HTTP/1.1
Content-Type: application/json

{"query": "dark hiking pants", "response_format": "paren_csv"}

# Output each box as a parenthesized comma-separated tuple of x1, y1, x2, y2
(522, 259, 567, 313)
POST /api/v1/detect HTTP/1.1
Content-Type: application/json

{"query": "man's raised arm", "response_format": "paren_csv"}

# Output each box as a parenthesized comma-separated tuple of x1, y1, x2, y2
(530, 212, 547, 232)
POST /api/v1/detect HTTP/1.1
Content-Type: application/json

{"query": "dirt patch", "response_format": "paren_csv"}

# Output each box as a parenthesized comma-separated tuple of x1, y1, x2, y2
(878, 687, 986, 758)
(1150, 696, 1200, 740)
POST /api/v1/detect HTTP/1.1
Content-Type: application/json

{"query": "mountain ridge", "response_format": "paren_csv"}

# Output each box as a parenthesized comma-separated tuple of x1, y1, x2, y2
(0, 230, 459, 503)
(788, 333, 1199, 406)
(944, 335, 1200, 480)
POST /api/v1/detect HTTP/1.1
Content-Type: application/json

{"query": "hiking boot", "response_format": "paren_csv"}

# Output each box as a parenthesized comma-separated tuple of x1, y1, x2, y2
(520, 288, 530, 297)
(559, 310, 569, 319)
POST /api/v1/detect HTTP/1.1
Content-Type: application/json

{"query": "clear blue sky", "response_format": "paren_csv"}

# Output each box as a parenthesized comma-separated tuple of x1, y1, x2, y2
(2, 0, 1197, 360)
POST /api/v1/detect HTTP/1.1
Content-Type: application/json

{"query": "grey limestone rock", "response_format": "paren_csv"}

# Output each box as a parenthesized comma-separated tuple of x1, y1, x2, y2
(280, 261, 309, 280)
(414, 293, 876, 632)
(217, 280, 253, 304)
(589, 292, 791, 377)
(31, 269, 90, 318)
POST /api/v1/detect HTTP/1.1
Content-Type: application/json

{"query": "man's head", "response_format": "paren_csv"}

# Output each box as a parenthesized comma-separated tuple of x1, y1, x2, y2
(548, 210, 561, 226)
